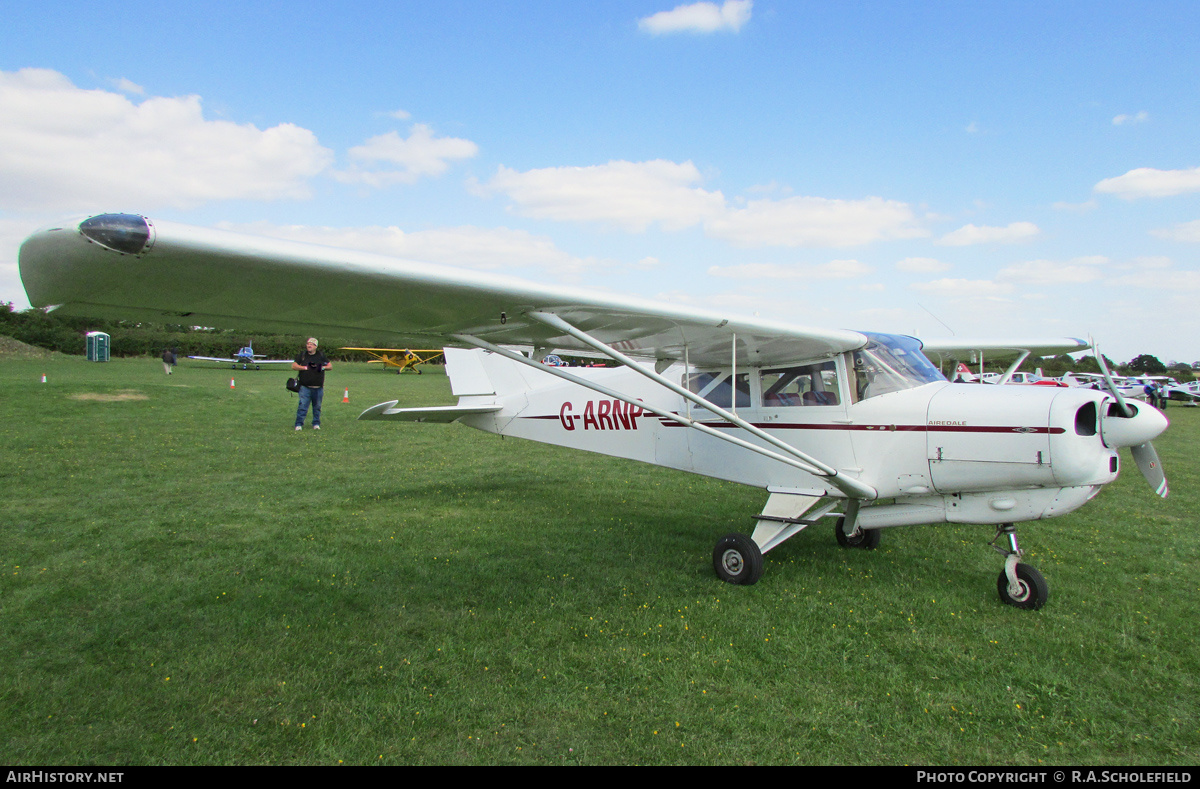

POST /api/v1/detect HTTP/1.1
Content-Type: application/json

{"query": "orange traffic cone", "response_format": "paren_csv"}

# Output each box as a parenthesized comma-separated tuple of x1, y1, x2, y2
(230, 378, 236, 389)
(41, 374, 46, 383)
(342, 388, 350, 403)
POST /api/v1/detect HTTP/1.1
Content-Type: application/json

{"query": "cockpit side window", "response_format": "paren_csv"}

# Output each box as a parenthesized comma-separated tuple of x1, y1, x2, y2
(762, 361, 840, 407)
(687, 371, 750, 408)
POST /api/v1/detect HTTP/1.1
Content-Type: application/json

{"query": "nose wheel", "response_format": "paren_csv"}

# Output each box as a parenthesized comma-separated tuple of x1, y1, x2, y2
(997, 561, 1048, 610)
(991, 524, 1048, 610)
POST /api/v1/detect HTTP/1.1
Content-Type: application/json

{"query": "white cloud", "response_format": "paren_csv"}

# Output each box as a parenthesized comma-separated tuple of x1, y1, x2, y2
(705, 195, 926, 248)
(896, 257, 951, 273)
(333, 124, 478, 187)
(0, 68, 333, 212)
(0, 216, 45, 309)
(910, 278, 1014, 298)
(217, 220, 590, 274)
(1105, 267, 1200, 291)
(478, 158, 926, 247)
(997, 257, 1107, 286)
(936, 221, 1040, 246)
(476, 159, 725, 231)
(1113, 111, 1148, 126)
(639, 0, 752, 35)
(109, 77, 145, 95)
(1127, 256, 1172, 270)
(1094, 166, 1200, 199)
(707, 259, 872, 280)
(1152, 219, 1200, 242)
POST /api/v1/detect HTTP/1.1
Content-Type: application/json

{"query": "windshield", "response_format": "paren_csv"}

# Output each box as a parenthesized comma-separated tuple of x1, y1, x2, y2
(852, 333, 945, 400)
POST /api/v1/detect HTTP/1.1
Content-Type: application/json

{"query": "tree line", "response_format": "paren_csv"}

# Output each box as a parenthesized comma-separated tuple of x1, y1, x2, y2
(1, 302, 1193, 378)
(0, 303, 406, 363)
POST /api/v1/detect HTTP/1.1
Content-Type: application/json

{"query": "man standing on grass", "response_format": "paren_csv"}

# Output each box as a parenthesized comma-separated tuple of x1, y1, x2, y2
(292, 337, 332, 431)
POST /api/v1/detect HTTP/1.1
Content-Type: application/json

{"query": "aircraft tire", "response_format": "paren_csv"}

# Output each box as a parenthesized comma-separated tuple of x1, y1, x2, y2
(835, 517, 881, 549)
(713, 533, 763, 585)
(997, 563, 1048, 610)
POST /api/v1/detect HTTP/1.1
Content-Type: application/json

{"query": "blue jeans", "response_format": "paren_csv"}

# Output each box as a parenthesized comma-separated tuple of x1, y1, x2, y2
(295, 385, 324, 428)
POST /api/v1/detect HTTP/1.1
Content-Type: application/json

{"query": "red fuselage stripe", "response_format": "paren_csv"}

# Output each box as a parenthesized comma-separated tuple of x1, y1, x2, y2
(519, 413, 1065, 434)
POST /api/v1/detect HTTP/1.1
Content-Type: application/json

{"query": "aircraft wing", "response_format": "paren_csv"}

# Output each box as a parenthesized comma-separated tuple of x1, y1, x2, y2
(19, 215, 869, 368)
(358, 402, 503, 422)
(339, 347, 445, 353)
(921, 337, 1090, 362)
(186, 355, 292, 364)
(187, 355, 237, 363)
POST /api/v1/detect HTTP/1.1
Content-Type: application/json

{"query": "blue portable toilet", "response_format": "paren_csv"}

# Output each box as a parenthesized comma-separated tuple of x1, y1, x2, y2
(86, 331, 110, 362)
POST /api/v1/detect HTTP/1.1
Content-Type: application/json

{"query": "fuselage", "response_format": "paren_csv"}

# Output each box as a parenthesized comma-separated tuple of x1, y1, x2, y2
(445, 340, 1164, 527)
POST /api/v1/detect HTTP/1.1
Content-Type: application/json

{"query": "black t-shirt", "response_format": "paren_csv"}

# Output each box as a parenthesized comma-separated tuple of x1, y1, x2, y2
(294, 350, 329, 388)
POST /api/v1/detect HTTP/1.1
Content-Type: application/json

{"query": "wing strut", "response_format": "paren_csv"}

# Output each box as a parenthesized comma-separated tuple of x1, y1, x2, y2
(995, 351, 1031, 385)
(451, 333, 848, 484)
(526, 312, 875, 499)
(453, 314, 877, 501)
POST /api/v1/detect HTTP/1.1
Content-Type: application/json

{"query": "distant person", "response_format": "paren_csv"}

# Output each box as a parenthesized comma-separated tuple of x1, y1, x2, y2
(292, 337, 332, 430)
(161, 347, 177, 375)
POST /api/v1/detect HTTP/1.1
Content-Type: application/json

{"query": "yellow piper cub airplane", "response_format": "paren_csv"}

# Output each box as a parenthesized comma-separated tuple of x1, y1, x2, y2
(340, 347, 445, 374)
(19, 214, 1171, 610)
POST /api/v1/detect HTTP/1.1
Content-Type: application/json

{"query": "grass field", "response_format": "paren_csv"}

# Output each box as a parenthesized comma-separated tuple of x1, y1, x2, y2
(1, 355, 1196, 765)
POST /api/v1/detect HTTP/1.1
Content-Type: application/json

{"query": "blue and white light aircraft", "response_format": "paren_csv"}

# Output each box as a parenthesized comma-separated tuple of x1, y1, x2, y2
(18, 214, 1171, 609)
(188, 341, 293, 370)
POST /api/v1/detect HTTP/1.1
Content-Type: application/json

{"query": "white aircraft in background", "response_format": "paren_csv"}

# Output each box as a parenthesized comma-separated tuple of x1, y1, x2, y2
(19, 214, 1171, 610)
(978, 371, 1067, 387)
(1166, 380, 1200, 404)
(1068, 373, 1151, 400)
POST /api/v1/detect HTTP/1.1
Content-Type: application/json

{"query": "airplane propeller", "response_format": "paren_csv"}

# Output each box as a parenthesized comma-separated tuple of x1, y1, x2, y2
(1094, 342, 1169, 498)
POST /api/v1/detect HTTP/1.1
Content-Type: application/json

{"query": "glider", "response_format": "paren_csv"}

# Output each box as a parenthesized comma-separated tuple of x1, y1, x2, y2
(19, 214, 1171, 609)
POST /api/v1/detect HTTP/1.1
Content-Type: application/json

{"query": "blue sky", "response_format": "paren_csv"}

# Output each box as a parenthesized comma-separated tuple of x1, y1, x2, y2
(2, 1, 1198, 364)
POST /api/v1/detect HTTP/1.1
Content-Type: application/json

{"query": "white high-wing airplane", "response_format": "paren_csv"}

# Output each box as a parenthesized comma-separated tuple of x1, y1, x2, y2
(1166, 380, 1200, 404)
(19, 214, 1171, 610)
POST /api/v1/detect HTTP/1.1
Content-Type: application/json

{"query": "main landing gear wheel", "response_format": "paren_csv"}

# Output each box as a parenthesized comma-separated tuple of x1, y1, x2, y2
(997, 563, 1048, 610)
(835, 516, 880, 549)
(713, 533, 763, 585)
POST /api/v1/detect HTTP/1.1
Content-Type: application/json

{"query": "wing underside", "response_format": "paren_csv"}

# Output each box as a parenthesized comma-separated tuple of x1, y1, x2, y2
(921, 338, 1091, 361)
(19, 215, 868, 368)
